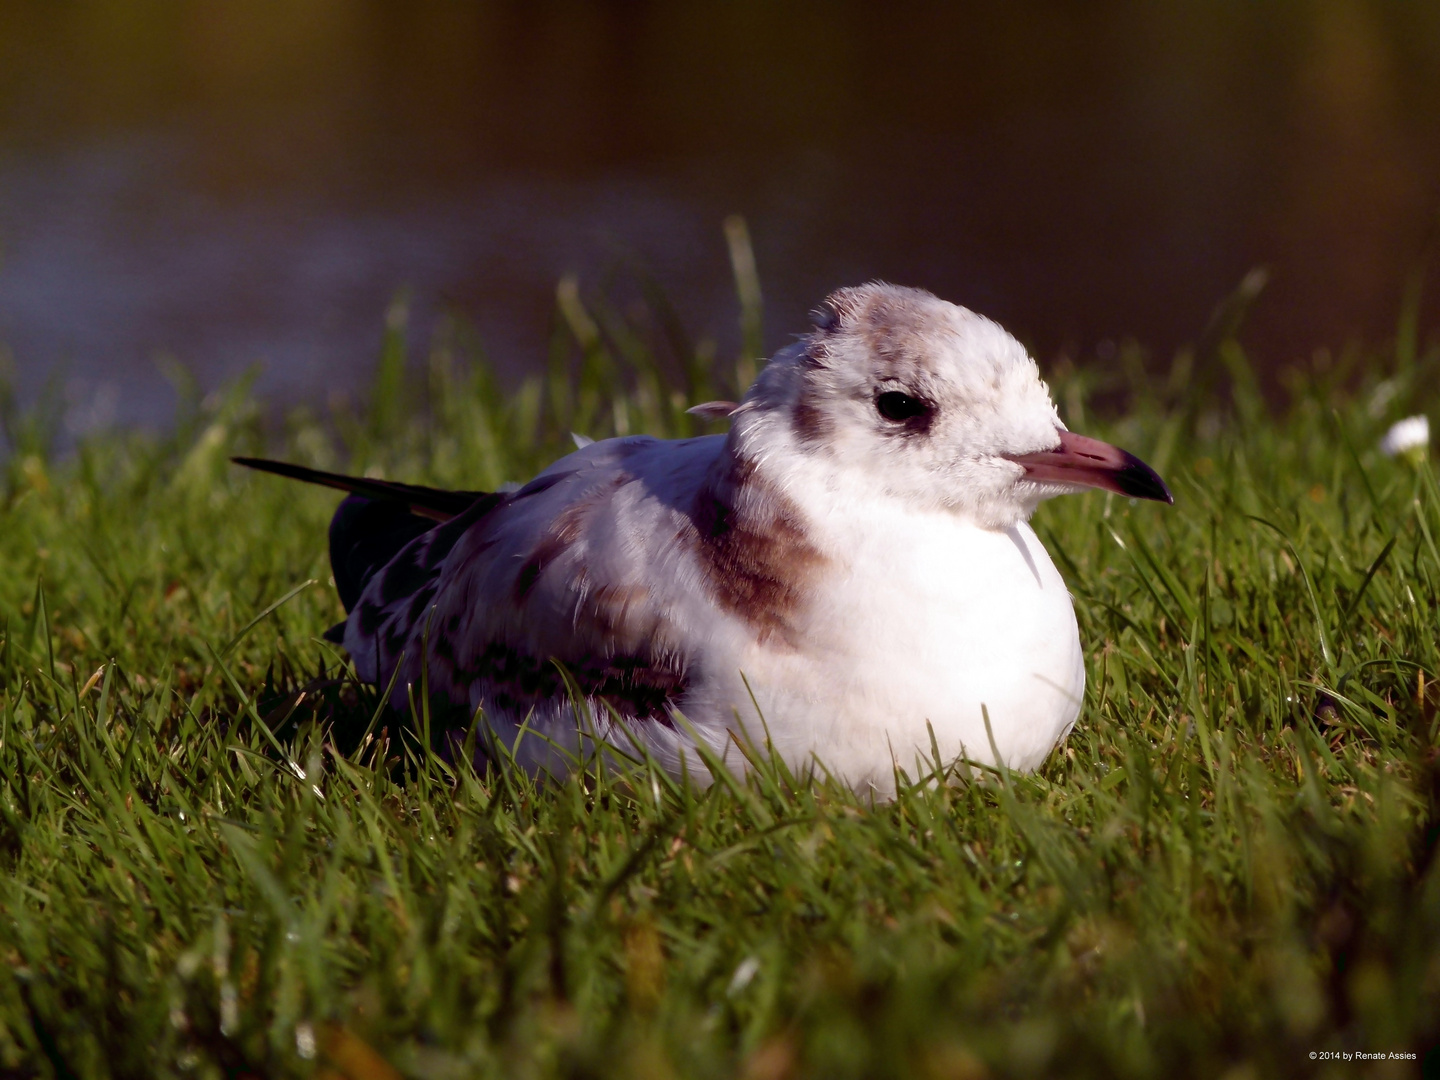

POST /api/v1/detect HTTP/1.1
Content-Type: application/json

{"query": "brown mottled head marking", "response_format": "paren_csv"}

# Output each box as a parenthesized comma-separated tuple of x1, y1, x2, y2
(804, 289, 864, 367)
(857, 291, 936, 369)
(810, 283, 940, 368)
(791, 297, 852, 445)
(688, 448, 827, 647)
(791, 284, 954, 451)
(791, 379, 832, 447)
(811, 286, 869, 329)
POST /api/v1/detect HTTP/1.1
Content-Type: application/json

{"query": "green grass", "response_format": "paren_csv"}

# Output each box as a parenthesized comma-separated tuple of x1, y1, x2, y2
(1, 271, 1439, 1080)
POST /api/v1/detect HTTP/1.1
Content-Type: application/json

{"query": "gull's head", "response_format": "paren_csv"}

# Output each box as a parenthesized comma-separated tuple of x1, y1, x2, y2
(736, 282, 1172, 529)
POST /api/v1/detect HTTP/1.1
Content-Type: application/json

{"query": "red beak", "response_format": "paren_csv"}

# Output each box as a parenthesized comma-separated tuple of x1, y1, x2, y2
(1006, 429, 1173, 504)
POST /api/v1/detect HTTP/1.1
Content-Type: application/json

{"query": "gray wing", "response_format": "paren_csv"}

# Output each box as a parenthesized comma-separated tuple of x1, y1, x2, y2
(342, 434, 726, 722)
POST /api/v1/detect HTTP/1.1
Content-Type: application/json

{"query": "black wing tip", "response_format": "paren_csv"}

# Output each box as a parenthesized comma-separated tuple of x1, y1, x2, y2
(233, 455, 498, 522)
(231, 456, 317, 481)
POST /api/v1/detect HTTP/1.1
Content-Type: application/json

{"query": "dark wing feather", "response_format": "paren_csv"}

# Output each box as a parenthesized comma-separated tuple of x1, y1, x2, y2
(327, 495, 435, 613)
(232, 456, 485, 521)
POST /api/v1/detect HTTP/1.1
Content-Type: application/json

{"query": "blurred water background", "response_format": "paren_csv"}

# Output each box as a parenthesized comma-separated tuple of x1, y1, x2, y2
(0, 1, 1438, 433)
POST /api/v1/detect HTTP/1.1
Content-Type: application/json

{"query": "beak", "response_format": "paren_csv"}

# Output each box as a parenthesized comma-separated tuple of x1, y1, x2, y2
(1006, 429, 1173, 504)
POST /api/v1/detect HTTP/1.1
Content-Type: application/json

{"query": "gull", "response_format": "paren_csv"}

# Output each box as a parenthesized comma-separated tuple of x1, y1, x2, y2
(237, 283, 1171, 797)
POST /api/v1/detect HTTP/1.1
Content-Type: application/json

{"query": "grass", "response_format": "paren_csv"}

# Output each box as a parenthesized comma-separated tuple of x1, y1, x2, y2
(1, 263, 1439, 1079)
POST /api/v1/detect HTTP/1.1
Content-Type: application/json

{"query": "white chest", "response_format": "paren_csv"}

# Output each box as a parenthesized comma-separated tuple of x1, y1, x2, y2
(723, 503, 1086, 791)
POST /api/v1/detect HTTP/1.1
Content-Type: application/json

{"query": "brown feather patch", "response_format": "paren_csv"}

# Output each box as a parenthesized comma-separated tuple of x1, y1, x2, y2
(514, 473, 631, 601)
(688, 451, 826, 647)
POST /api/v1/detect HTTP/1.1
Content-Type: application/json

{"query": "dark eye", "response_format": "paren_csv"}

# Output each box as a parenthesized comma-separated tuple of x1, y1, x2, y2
(876, 391, 929, 423)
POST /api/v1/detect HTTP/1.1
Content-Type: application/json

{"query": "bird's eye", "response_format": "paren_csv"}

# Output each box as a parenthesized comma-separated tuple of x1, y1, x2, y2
(876, 391, 930, 423)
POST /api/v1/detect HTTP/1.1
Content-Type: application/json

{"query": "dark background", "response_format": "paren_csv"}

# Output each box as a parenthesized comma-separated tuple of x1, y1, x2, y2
(1, 1, 1438, 431)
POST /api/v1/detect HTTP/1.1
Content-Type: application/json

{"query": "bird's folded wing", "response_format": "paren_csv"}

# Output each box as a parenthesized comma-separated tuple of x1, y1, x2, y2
(343, 435, 725, 721)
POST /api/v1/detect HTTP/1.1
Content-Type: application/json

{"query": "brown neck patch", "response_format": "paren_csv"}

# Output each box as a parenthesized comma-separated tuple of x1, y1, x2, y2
(688, 446, 827, 648)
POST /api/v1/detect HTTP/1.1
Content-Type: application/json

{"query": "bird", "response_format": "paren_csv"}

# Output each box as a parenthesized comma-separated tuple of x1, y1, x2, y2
(236, 282, 1171, 798)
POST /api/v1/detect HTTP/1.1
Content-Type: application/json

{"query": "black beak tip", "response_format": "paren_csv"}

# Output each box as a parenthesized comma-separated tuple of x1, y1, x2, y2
(1117, 455, 1174, 505)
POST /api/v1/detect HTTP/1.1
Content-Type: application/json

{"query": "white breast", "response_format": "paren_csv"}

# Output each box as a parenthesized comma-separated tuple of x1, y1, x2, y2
(714, 497, 1085, 795)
